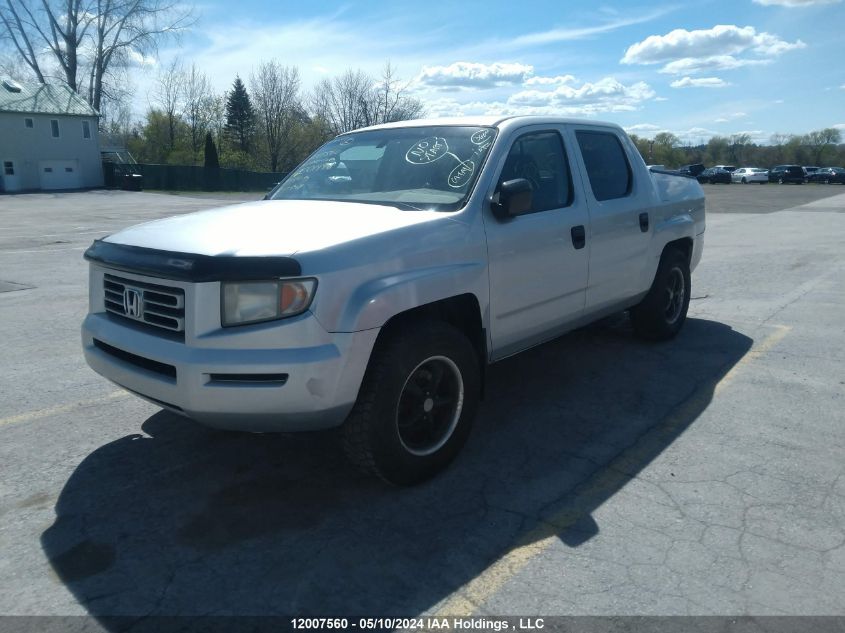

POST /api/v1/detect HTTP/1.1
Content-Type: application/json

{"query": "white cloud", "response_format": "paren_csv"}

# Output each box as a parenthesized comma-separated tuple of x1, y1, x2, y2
(507, 77, 656, 115)
(621, 25, 805, 75)
(126, 49, 157, 66)
(507, 7, 677, 47)
(658, 55, 770, 74)
(416, 62, 534, 89)
(753, 0, 840, 6)
(624, 123, 664, 134)
(670, 76, 730, 88)
(833, 123, 845, 131)
(524, 74, 576, 86)
(714, 112, 748, 122)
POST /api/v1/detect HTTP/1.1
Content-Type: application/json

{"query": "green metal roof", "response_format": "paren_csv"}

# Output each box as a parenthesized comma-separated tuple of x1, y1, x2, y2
(0, 80, 98, 117)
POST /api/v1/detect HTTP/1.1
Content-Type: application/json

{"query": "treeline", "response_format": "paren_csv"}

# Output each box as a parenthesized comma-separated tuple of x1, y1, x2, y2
(105, 57, 844, 174)
(629, 129, 845, 169)
(106, 61, 424, 173)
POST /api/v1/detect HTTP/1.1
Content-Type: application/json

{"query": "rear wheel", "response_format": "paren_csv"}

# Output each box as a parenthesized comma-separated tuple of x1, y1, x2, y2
(741, 177, 747, 184)
(631, 248, 691, 341)
(343, 320, 480, 486)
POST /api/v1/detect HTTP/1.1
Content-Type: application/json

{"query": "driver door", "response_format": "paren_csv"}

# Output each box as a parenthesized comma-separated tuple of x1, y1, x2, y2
(483, 127, 590, 360)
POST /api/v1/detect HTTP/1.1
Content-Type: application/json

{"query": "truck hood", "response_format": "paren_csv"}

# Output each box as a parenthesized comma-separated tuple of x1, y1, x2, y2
(104, 199, 453, 257)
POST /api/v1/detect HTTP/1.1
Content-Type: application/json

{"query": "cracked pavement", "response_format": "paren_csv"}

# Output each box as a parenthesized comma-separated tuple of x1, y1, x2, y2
(0, 186, 843, 622)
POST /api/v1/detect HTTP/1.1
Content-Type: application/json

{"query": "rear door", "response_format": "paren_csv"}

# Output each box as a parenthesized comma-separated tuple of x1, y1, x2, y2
(568, 125, 652, 313)
(484, 125, 590, 359)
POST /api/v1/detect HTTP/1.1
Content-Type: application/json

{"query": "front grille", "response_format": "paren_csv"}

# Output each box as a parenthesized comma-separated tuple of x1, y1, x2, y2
(103, 273, 185, 337)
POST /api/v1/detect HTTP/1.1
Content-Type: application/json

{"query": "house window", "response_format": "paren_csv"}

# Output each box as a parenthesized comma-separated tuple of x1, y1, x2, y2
(82, 120, 91, 139)
(51, 119, 60, 138)
(44, 167, 53, 173)
(24, 118, 33, 128)
(3, 161, 14, 176)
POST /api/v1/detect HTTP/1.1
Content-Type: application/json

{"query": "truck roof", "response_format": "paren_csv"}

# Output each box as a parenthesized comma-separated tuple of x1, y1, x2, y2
(352, 115, 625, 134)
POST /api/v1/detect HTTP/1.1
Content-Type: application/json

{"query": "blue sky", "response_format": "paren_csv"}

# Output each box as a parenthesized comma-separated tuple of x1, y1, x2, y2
(147, 0, 845, 142)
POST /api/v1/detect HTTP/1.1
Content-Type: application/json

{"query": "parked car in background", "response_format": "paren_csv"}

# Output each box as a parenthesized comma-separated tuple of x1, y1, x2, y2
(808, 167, 845, 184)
(769, 165, 805, 184)
(698, 167, 732, 184)
(731, 167, 769, 184)
(803, 167, 820, 182)
(713, 165, 737, 173)
(678, 163, 706, 177)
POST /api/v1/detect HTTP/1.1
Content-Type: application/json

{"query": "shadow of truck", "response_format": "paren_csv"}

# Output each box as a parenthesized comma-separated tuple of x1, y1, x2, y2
(42, 317, 752, 620)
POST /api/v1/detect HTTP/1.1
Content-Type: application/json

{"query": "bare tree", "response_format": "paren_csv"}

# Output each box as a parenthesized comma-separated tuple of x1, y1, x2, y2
(152, 57, 181, 152)
(250, 61, 301, 172)
(310, 69, 372, 135)
(0, 0, 193, 110)
(182, 62, 213, 154)
(367, 62, 424, 125)
(309, 64, 424, 136)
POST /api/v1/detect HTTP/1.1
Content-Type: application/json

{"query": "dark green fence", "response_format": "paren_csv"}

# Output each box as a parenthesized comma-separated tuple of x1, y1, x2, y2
(103, 162, 287, 192)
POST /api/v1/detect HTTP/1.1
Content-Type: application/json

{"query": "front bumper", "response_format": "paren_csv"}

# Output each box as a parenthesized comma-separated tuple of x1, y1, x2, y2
(82, 312, 379, 432)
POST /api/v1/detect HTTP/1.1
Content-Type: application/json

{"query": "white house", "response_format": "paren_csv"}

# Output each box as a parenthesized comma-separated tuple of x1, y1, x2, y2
(0, 78, 103, 192)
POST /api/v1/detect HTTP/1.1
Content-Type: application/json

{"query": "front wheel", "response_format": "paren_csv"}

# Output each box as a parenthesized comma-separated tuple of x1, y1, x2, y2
(342, 321, 480, 486)
(778, 178, 784, 184)
(741, 178, 747, 184)
(630, 249, 691, 341)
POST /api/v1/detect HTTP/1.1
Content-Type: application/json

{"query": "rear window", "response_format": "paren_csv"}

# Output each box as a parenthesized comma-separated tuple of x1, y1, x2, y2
(786, 166, 804, 175)
(575, 130, 632, 201)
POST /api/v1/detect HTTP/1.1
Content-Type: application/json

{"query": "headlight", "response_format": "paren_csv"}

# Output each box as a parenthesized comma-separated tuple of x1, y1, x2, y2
(221, 278, 317, 326)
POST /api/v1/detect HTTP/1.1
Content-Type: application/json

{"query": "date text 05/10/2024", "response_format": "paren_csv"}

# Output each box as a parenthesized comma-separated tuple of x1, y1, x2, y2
(290, 617, 546, 630)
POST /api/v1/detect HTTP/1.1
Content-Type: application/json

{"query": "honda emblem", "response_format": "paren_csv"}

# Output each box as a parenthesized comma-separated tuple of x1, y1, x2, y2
(123, 288, 143, 319)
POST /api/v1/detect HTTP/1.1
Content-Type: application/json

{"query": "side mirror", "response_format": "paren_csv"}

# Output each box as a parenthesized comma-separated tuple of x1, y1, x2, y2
(492, 178, 533, 219)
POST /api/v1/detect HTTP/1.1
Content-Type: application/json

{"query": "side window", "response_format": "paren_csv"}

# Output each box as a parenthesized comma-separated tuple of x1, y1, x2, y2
(497, 131, 572, 214)
(51, 119, 60, 138)
(24, 118, 33, 128)
(575, 130, 632, 201)
(3, 161, 14, 175)
(82, 120, 91, 139)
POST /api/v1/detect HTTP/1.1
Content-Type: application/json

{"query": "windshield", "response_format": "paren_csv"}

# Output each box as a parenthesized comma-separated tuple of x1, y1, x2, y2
(269, 126, 497, 211)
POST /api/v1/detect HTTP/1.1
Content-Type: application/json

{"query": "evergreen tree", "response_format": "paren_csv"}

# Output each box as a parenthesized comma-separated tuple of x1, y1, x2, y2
(204, 132, 219, 168)
(224, 76, 255, 153)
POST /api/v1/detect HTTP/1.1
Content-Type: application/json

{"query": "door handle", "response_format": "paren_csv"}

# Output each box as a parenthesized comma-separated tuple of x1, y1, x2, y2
(571, 225, 586, 249)
(639, 212, 649, 232)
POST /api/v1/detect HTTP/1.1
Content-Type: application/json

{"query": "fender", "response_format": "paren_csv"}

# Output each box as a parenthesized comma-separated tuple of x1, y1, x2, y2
(637, 211, 697, 291)
(652, 212, 696, 255)
(333, 262, 488, 333)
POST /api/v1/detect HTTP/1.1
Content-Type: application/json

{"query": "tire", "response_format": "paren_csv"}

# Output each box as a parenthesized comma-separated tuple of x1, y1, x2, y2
(342, 320, 480, 486)
(778, 178, 784, 184)
(630, 248, 691, 341)
(741, 178, 747, 184)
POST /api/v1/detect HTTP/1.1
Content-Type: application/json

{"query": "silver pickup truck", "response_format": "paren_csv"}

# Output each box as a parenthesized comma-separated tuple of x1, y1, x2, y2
(82, 115, 705, 485)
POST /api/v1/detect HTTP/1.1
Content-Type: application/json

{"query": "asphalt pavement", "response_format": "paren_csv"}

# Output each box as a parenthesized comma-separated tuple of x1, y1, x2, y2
(0, 186, 843, 624)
